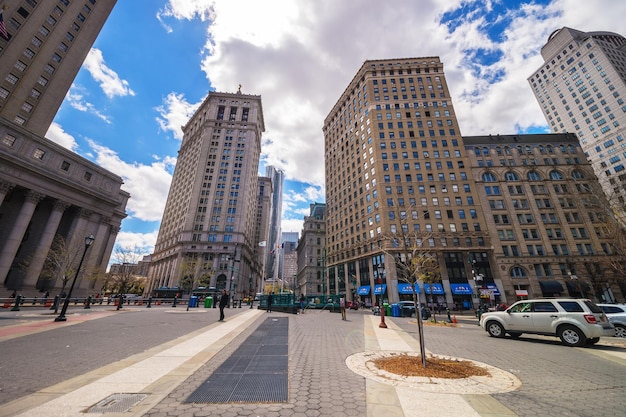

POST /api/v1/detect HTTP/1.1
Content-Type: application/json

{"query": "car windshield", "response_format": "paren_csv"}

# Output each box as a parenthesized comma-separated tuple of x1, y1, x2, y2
(509, 302, 532, 313)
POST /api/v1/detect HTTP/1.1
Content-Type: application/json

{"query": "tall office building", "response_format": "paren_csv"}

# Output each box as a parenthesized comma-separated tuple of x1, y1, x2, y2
(0, 0, 118, 136)
(264, 165, 284, 283)
(528, 27, 626, 222)
(323, 57, 492, 307)
(0, 0, 126, 296)
(253, 176, 272, 294)
(147, 91, 265, 301)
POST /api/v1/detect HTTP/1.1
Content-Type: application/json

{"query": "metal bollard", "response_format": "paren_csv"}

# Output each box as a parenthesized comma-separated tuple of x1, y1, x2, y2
(51, 295, 59, 310)
(84, 295, 91, 309)
(447, 308, 452, 323)
(239, 299, 242, 308)
(11, 295, 21, 311)
(172, 296, 178, 307)
(147, 297, 152, 308)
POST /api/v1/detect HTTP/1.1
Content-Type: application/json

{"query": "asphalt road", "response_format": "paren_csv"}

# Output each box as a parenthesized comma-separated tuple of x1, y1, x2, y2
(1, 305, 625, 416)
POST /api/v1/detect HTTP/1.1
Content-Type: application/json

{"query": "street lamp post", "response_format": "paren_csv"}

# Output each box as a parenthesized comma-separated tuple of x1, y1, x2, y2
(568, 271, 584, 298)
(376, 264, 387, 329)
(55, 235, 95, 322)
(472, 259, 485, 321)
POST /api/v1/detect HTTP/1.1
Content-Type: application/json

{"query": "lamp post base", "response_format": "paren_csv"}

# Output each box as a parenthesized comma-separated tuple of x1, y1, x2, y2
(379, 308, 387, 328)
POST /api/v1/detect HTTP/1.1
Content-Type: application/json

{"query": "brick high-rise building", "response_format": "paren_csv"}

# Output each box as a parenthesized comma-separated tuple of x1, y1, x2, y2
(323, 57, 492, 308)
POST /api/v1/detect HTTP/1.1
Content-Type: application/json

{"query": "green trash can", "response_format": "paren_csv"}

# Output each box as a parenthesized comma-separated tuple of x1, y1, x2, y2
(204, 296, 213, 308)
(383, 302, 390, 316)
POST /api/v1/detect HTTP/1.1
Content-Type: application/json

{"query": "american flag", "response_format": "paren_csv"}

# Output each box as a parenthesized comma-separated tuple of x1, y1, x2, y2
(0, 10, 9, 41)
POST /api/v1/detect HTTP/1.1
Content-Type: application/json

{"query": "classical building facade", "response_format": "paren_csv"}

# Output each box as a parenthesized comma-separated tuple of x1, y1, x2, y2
(0, 1, 125, 296)
(0, 119, 128, 295)
(465, 133, 624, 304)
(147, 91, 266, 301)
(296, 203, 326, 296)
(528, 27, 626, 222)
(0, 0, 118, 136)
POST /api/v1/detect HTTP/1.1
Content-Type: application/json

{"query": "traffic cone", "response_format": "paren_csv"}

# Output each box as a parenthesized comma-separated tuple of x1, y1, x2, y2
(453, 315, 458, 324)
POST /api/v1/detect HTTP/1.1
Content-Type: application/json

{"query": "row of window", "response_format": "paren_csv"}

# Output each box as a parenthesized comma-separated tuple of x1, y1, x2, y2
(1, 0, 94, 126)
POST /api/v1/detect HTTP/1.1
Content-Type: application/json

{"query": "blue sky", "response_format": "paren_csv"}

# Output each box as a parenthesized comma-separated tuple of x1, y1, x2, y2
(45, 0, 625, 258)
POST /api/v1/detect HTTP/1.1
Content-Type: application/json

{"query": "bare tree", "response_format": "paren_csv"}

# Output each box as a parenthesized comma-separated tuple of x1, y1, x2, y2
(573, 170, 626, 301)
(108, 245, 145, 309)
(35, 235, 85, 297)
(383, 229, 441, 368)
(178, 252, 212, 310)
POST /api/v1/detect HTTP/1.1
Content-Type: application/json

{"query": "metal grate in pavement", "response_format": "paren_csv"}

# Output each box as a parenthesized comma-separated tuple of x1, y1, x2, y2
(86, 393, 147, 413)
(185, 317, 289, 403)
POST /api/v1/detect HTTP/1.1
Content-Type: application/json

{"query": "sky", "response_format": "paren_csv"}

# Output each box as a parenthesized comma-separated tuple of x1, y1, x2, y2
(45, 0, 626, 259)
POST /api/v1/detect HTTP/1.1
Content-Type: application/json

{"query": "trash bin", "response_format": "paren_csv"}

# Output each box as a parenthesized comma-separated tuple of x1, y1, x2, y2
(401, 306, 412, 317)
(391, 303, 401, 317)
(205, 296, 213, 308)
(383, 302, 391, 317)
(189, 296, 198, 308)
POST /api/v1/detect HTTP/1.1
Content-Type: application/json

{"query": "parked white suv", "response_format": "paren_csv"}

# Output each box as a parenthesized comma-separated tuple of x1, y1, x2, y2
(479, 298, 614, 347)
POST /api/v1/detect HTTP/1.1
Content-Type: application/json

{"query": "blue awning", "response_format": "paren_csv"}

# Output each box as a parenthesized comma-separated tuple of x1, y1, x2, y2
(485, 284, 501, 296)
(398, 283, 421, 294)
(424, 283, 445, 295)
(373, 284, 387, 295)
(450, 283, 473, 295)
(357, 285, 371, 295)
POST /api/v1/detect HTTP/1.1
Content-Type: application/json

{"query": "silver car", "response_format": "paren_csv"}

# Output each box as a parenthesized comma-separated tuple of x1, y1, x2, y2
(479, 298, 614, 347)
(597, 304, 626, 338)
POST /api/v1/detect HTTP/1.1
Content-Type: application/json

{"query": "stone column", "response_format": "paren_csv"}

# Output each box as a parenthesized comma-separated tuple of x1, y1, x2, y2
(0, 181, 15, 209)
(0, 191, 45, 284)
(67, 209, 94, 292)
(23, 200, 70, 287)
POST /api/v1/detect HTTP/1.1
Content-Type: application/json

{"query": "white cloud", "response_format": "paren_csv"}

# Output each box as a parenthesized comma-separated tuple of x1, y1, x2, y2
(86, 139, 176, 222)
(83, 48, 136, 99)
(114, 230, 159, 256)
(280, 218, 304, 235)
(65, 84, 112, 124)
(45, 122, 79, 151)
(152, 0, 626, 237)
(160, 0, 623, 191)
(155, 92, 202, 141)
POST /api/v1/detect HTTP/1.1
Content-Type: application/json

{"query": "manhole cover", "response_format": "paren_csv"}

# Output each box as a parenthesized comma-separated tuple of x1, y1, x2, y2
(87, 393, 147, 413)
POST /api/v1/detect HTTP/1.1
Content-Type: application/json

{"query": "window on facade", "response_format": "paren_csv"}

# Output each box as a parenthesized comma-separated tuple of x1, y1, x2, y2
(2, 134, 17, 147)
(33, 148, 45, 160)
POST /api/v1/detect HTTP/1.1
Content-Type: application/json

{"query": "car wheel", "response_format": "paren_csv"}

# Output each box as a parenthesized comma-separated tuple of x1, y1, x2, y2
(558, 325, 586, 347)
(614, 324, 626, 338)
(585, 337, 600, 345)
(486, 321, 505, 338)
(508, 332, 522, 339)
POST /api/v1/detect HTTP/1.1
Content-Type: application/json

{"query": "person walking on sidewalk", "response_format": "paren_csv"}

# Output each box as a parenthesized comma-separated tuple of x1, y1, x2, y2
(266, 292, 274, 312)
(340, 296, 347, 320)
(299, 294, 306, 314)
(218, 289, 229, 321)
